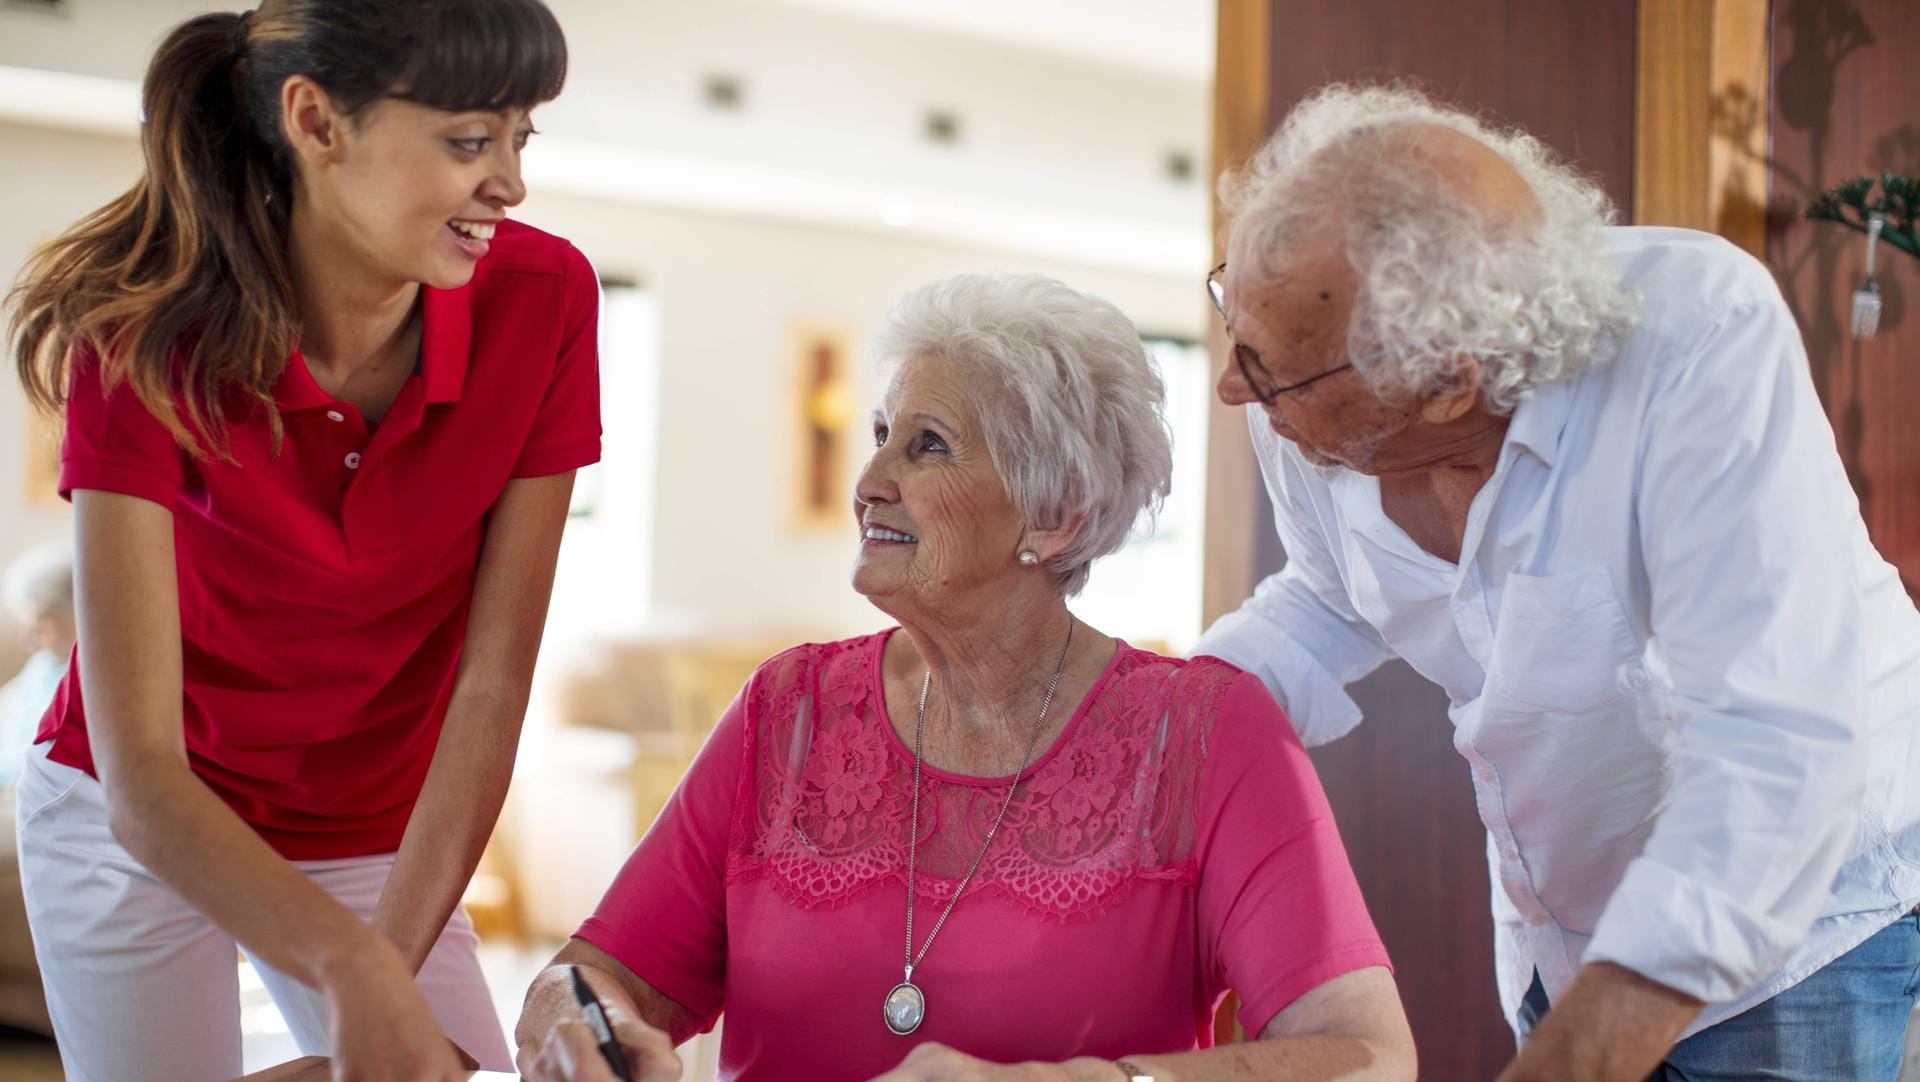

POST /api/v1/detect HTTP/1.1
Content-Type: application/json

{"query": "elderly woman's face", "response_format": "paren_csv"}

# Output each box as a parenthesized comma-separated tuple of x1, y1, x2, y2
(851, 356, 1025, 610)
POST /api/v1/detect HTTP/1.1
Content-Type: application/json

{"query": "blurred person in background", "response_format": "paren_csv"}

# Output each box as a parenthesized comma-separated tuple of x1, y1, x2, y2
(0, 540, 72, 1039)
(0, 541, 73, 789)
(4, 2, 600, 1079)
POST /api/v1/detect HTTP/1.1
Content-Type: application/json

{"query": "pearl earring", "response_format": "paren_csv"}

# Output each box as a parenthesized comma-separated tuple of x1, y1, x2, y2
(1018, 550, 1039, 566)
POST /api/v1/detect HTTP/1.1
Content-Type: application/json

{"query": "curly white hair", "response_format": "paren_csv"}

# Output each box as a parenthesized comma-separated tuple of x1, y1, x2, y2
(1222, 82, 1637, 413)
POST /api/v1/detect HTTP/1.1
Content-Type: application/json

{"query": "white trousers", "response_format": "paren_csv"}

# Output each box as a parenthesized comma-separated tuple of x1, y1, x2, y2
(15, 741, 513, 1082)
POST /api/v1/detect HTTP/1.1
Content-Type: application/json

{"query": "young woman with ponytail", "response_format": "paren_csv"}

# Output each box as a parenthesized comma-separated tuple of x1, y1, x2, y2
(6, 3, 598, 1079)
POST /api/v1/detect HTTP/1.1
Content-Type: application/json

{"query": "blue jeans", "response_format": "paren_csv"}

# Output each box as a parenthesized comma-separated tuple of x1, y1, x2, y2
(1518, 910, 1920, 1080)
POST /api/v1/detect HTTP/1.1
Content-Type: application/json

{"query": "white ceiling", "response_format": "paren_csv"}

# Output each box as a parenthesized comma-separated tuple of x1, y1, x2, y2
(0, 0, 1213, 274)
(774, 0, 1214, 80)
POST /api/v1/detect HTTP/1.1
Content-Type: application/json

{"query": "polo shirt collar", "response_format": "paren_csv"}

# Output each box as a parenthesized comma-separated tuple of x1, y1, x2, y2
(269, 283, 473, 411)
(272, 347, 333, 412)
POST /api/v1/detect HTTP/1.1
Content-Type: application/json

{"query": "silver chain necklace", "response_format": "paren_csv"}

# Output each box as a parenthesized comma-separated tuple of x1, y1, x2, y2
(882, 619, 1077, 1036)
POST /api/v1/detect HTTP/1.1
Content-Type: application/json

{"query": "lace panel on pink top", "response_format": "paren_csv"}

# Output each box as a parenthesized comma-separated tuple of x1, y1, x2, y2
(725, 633, 1238, 922)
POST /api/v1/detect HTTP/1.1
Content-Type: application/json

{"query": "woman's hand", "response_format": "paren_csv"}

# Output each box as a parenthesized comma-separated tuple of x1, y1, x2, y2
(870, 1044, 1112, 1082)
(320, 938, 469, 1082)
(516, 994, 682, 1082)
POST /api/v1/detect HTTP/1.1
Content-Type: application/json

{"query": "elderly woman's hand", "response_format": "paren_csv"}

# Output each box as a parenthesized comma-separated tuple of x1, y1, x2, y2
(869, 1043, 1121, 1082)
(515, 998, 682, 1082)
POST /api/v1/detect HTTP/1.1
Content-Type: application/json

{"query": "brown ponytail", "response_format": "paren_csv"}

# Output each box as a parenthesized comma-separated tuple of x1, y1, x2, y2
(7, 0, 568, 460)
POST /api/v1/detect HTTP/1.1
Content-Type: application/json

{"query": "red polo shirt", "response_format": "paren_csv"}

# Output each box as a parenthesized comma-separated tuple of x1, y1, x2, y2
(39, 220, 601, 859)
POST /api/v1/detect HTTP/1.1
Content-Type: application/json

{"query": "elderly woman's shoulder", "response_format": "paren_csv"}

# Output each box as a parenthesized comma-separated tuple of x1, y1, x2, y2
(1110, 644, 1270, 712)
(733, 630, 894, 699)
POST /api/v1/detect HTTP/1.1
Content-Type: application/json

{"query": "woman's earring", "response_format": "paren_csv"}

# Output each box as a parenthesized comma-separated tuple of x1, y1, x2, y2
(1018, 550, 1039, 567)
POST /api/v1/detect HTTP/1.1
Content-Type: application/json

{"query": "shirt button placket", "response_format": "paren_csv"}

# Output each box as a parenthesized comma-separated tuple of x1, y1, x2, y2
(326, 406, 365, 471)
(327, 406, 369, 557)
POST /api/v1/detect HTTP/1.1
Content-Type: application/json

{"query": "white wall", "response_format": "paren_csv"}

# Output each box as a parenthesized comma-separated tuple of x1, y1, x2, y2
(0, 123, 141, 570)
(0, 121, 1203, 642)
(515, 187, 1201, 639)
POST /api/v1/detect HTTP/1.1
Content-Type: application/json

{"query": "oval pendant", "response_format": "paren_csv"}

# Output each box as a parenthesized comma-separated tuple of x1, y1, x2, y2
(884, 981, 925, 1035)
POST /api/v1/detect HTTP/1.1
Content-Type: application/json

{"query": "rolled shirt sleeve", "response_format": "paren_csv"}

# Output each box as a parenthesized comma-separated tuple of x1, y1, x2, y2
(1584, 275, 1869, 1003)
(1191, 408, 1393, 747)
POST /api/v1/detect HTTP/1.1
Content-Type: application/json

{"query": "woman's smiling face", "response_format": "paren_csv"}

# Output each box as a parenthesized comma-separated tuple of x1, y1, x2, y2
(851, 354, 1026, 614)
(291, 91, 536, 290)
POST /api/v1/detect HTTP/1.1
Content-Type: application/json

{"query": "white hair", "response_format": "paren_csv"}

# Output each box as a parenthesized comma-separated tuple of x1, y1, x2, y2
(3, 540, 74, 627)
(872, 273, 1173, 596)
(1222, 82, 1637, 413)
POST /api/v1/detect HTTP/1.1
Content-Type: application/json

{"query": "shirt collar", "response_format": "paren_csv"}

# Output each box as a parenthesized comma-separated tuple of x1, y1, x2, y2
(1303, 375, 1577, 537)
(271, 348, 332, 412)
(1502, 377, 1575, 468)
(270, 283, 473, 411)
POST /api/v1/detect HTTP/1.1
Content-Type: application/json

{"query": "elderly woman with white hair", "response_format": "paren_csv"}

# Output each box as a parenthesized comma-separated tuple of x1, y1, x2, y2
(515, 273, 1414, 1082)
(0, 542, 75, 788)
(1198, 82, 1920, 1082)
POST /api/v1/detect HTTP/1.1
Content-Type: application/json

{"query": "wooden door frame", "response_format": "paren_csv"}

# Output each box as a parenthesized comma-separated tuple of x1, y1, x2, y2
(1633, 0, 1771, 253)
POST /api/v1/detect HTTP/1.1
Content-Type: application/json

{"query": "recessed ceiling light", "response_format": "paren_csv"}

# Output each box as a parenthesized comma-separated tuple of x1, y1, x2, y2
(1163, 149, 1196, 184)
(702, 73, 745, 111)
(923, 109, 961, 146)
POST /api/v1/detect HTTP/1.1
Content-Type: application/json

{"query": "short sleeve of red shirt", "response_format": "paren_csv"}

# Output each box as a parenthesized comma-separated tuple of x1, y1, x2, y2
(575, 680, 746, 1029)
(59, 345, 188, 510)
(511, 242, 602, 478)
(1196, 670, 1392, 1036)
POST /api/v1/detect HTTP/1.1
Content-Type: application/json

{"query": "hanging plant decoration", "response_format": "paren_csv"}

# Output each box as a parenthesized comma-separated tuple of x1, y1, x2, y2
(1806, 171, 1919, 340)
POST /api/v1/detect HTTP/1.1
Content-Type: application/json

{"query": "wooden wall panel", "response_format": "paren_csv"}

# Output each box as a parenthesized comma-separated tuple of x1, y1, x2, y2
(1768, 0, 1920, 598)
(1266, 1, 1637, 208)
(1239, 4, 1637, 1078)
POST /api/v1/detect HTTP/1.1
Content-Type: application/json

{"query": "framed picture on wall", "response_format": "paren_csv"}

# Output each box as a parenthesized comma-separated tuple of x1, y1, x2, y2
(786, 319, 857, 533)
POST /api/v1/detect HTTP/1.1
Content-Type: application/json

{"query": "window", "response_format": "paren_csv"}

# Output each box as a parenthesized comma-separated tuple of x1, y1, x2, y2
(547, 281, 661, 645)
(1071, 336, 1210, 653)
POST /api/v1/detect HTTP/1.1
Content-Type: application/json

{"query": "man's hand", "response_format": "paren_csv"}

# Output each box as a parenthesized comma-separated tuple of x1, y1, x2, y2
(1495, 962, 1703, 1082)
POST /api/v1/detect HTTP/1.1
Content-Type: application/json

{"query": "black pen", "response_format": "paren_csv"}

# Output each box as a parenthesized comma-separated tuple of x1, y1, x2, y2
(570, 964, 635, 1082)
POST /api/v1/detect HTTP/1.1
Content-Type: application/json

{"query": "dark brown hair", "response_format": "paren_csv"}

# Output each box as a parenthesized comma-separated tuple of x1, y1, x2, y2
(7, 0, 567, 458)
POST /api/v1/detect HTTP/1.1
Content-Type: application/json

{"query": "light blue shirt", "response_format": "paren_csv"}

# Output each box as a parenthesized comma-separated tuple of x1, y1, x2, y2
(0, 649, 65, 788)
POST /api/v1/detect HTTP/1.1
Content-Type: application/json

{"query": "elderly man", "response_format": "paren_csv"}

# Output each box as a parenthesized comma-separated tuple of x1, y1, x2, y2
(1195, 83, 1920, 1081)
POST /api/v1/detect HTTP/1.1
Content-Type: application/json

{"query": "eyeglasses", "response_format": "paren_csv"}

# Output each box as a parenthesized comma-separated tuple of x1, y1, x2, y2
(1208, 262, 1379, 406)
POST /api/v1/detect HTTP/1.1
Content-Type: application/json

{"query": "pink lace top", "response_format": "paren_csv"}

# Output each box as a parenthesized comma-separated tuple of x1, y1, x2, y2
(578, 631, 1388, 1080)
